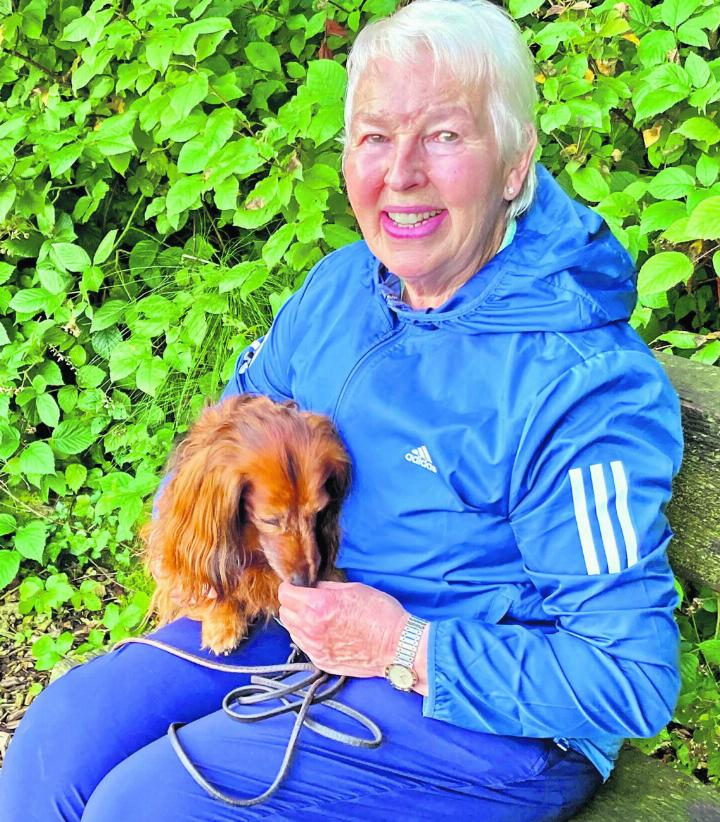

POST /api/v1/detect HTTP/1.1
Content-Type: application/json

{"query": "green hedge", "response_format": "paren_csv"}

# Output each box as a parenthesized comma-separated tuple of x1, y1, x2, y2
(0, 0, 718, 780)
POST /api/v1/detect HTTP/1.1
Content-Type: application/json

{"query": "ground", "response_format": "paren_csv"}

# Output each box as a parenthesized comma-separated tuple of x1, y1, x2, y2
(0, 566, 129, 768)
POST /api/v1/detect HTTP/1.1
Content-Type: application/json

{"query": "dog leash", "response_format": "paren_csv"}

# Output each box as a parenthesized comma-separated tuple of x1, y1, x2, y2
(112, 635, 383, 807)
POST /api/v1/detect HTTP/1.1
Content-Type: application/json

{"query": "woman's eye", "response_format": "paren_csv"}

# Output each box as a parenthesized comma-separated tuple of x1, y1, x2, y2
(365, 134, 387, 144)
(260, 516, 282, 528)
(436, 131, 459, 143)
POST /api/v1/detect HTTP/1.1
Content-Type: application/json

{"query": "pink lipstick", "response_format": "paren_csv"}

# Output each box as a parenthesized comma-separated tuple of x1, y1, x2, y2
(381, 207, 448, 239)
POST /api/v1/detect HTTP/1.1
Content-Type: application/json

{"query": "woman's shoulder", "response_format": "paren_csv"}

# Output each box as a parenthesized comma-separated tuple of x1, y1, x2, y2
(306, 239, 376, 286)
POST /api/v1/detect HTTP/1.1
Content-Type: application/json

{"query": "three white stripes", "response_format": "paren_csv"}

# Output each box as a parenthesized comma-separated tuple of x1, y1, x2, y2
(569, 461, 638, 575)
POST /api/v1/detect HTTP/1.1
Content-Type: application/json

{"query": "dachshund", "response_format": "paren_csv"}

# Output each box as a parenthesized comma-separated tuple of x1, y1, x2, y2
(141, 394, 351, 655)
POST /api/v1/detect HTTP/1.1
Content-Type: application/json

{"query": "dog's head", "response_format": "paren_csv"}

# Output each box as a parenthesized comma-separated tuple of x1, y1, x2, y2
(143, 395, 350, 610)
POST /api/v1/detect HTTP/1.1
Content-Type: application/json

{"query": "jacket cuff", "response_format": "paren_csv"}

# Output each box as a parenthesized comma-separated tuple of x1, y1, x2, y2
(422, 620, 440, 718)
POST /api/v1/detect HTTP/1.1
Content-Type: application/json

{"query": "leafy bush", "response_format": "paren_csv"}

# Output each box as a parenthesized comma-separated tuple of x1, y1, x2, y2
(0, 0, 371, 598)
(0, 0, 718, 782)
(514, 0, 720, 361)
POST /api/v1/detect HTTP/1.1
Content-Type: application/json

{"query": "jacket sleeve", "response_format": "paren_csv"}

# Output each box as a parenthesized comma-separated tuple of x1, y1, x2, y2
(220, 256, 330, 403)
(423, 349, 684, 741)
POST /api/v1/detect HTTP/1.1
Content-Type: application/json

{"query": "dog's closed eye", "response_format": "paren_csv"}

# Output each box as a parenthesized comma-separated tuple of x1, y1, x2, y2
(260, 516, 283, 528)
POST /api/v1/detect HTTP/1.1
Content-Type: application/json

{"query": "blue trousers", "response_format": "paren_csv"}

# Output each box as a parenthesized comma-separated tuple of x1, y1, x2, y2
(0, 618, 602, 821)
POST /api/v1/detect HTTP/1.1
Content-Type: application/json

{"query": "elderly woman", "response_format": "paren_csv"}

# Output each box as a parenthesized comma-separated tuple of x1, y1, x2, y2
(0, 1, 682, 819)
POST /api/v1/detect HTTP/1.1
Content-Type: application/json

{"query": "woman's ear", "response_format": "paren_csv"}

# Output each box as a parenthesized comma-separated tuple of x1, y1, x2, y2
(504, 126, 538, 201)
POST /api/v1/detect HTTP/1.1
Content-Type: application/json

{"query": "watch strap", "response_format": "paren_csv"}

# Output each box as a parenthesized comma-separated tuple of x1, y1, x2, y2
(392, 614, 428, 670)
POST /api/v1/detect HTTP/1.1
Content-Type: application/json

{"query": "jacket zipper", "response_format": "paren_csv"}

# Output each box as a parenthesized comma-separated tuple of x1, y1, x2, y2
(331, 324, 408, 423)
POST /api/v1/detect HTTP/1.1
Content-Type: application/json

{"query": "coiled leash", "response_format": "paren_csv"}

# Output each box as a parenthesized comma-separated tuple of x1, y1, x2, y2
(112, 635, 383, 807)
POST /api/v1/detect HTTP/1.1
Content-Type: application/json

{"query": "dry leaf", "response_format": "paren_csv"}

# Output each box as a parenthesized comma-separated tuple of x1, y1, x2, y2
(246, 197, 265, 211)
(325, 19, 348, 37)
(621, 32, 640, 44)
(642, 123, 662, 147)
(584, 68, 595, 82)
(596, 59, 617, 76)
(318, 40, 333, 60)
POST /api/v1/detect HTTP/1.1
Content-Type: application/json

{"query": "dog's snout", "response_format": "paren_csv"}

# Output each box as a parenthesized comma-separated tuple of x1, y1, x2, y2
(290, 569, 312, 587)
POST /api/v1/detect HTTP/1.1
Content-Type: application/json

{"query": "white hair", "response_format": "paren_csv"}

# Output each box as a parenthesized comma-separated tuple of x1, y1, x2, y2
(344, 0, 538, 219)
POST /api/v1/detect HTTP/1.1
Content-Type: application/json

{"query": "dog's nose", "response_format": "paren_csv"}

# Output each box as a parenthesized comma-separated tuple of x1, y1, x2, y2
(290, 569, 311, 587)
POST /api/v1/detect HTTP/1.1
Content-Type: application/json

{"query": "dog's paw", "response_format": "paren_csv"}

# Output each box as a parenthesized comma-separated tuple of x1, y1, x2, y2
(201, 620, 245, 656)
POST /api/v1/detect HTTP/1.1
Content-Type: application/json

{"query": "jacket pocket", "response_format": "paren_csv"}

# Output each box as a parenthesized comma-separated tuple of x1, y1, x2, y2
(481, 585, 520, 625)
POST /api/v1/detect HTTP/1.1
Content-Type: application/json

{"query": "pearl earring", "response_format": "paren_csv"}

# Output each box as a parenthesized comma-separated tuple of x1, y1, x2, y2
(506, 186, 515, 196)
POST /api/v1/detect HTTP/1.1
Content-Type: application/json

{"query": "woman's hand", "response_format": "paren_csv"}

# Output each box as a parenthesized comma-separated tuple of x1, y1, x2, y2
(277, 580, 410, 680)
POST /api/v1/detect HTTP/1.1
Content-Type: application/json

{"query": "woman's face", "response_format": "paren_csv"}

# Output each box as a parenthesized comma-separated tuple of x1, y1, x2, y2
(344, 57, 533, 299)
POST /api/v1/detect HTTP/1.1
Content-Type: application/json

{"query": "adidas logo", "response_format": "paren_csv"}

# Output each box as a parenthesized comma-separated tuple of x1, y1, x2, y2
(405, 445, 437, 473)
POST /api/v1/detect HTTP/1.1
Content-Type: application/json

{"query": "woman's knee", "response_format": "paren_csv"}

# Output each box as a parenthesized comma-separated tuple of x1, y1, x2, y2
(0, 665, 118, 821)
(82, 736, 236, 822)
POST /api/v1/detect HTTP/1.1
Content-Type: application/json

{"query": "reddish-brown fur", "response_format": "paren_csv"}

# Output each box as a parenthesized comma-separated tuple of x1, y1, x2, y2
(141, 394, 351, 654)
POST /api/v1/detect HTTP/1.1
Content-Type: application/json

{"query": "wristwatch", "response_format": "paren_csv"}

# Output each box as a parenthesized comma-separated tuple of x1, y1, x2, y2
(385, 614, 429, 692)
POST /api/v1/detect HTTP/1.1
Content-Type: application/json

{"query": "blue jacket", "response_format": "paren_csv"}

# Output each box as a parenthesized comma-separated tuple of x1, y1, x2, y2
(221, 165, 683, 779)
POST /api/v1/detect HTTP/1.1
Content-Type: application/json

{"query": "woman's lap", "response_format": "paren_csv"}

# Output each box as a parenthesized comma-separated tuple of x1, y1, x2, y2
(0, 618, 292, 820)
(0, 618, 601, 822)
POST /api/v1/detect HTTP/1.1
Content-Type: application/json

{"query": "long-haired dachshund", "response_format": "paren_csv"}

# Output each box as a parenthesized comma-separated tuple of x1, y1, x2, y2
(142, 394, 351, 654)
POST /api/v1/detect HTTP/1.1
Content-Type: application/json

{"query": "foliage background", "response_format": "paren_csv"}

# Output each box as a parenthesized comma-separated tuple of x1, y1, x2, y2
(1, 0, 719, 781)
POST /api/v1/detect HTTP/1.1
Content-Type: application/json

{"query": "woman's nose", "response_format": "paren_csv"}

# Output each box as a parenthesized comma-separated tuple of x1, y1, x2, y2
(384, 140, 427, 190)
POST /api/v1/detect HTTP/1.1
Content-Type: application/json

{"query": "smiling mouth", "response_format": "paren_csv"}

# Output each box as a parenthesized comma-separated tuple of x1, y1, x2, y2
(385, 209, 443, 227)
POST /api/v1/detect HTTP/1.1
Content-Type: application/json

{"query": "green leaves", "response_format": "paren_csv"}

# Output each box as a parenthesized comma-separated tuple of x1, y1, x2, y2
(633, 64, 691, 124)
(508, 0, 543, 17)
(245, 41, 282, 74)
(177, 109, 235, 174)
(135, 357, 169, 397)
(175, 18, 232, 56)
(0, 180, 16, 222)
(93, 229, 118, 265)
(675, 118, 720, 145)
(51, 243, 92, 273)
(687, 197, 720, 239)
(32, 632, 74, 671)
(263, 224, 295, 269)
(0, 551, 21, 590)
(19, 442, 56, 476)
(166, 73, 209, 125)
(166, 175, 204, 218)
(647, 167, 695, 200)
(638, 251, 693, 297)
(14, 520, 48, 563)
(51, 420, 96, 455)
(660, 0, 702, 30)
(9, 288, 53, 314)
(569, 167, 610, 202)
(91, 300, 128, 332)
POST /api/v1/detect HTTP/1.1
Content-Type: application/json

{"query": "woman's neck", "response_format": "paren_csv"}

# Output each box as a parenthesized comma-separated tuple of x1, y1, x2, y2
(400, 216, 508, 310)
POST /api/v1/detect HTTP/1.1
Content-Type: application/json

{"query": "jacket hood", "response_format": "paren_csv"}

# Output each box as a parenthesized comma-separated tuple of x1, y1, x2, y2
(371, 164, 637, 334)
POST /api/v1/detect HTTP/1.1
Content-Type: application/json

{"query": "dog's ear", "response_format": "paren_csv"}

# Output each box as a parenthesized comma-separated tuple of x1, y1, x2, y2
(308, 419, 351, 575)
(316, 458, 351, 575)
(142, 404, 252, 614)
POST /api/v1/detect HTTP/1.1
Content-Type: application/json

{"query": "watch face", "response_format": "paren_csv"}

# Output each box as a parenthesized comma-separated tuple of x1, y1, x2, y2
(386, 664, 416, 691)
